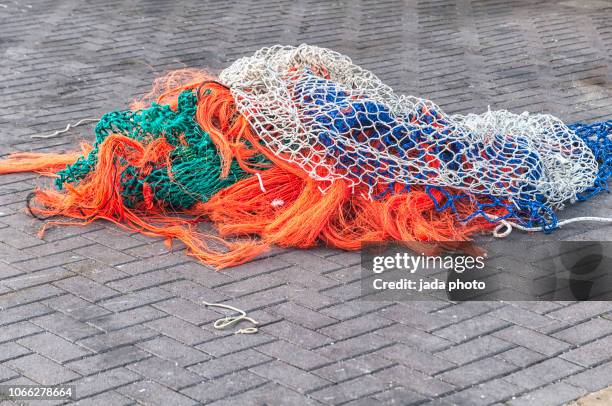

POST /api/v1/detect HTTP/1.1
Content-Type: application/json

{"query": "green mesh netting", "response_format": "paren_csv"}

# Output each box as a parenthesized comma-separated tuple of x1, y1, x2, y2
(56, 90, 263, 209)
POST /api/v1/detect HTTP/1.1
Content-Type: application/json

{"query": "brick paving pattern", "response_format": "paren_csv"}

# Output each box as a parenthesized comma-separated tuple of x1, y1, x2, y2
(1, 0, 612, 405)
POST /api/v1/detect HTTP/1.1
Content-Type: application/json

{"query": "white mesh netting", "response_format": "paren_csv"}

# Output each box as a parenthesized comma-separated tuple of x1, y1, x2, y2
(220, 44, 598, 209)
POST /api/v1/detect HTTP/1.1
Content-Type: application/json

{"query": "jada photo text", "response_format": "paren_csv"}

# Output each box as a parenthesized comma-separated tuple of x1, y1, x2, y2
(360, 240, 612, 301)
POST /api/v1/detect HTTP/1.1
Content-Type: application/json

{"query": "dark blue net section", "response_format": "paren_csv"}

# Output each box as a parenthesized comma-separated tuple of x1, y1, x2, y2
(569, 121, 611, 201)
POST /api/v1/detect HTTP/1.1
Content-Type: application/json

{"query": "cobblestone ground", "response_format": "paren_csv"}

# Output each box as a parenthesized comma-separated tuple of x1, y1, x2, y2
(1, 0, 612, 405)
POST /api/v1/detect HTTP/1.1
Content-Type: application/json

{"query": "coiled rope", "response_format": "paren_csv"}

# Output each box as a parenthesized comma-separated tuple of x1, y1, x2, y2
(202, 300, 259, 334)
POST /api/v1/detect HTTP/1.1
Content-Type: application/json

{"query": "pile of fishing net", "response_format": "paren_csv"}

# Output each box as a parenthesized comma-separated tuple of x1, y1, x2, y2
(1, 44, 610, 268)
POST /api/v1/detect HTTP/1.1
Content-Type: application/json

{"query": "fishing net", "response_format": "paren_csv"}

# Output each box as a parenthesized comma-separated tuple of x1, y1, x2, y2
(0, 44, 609, 268)
(221, 44, 602, 229)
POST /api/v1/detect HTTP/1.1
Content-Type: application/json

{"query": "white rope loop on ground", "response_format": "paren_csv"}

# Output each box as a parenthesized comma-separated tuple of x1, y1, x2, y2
(202, 301, 259, 334)
(32, 118, 99, 139)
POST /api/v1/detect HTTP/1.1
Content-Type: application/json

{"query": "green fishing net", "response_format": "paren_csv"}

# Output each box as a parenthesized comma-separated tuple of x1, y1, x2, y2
(55, 90, 264, 209)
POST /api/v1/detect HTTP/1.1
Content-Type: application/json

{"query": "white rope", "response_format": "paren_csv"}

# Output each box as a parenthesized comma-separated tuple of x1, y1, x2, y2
(32, 118, 99, 139)
(494, 217, 612, 238)
(255, 172, 266, 193)
(202, 300, 259, 334)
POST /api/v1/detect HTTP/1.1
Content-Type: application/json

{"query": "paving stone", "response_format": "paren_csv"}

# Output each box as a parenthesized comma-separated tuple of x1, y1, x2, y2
(250, 360, 330, 394)
(560, 334, 612, 367)
(6, 353, 80, 385)
(266, 320, 333, 349)
(170, 262, 233, 288)
(54, 275, 120, 302)
(67, 346, 150, 376)
(0, 364, 19, 382)
(0, 341, 31, 362)
(309, 374, 388, 404)
(374, 365, 455, 398)
(70, 368, 141, 400)
(115, 254, 188, 275)
(547, 301, 612, 324)
(136, 336, 211, 367)
(564, 360, 612, 392)
(503, 357, 584, 390)
(63, 259, 128, 284)
(269, 302, 338, 330)
(316, 332, 394, 361)
(493, 325, 572, 356)
(73, 245, 135, 267)
(553, 317, 612, 345)
(0, 227, 43, 249)
(31, 312, 102, 342)
(507, 381, 586, 406)
(13, 251, 84, 272)
(44, 293, 111, 321)
(77, 325, 158, 352)
(197, 332, 275, 358)
(73, 390, 134, 406)
(0, 321, 42, 344)
(436, 335, 513, 365)
(255, 340, 332, 371)
(217, 274, 284, 297)
(326, 265, 364, 284)
(87, 306, 166, 332)
(285, 284, 339, 310)
(382, 306, 456, 332)
(313, 353, 394, 383)
(270, 265, 339, 290)
(152, 297, 222, 325)
(17, 332, 90, 362)
(98, 287, 173, 312)
(488, 304, 565, 332)
(106, 269, 181, 293)
(434, 301, 504, 323)
(0, 303, 53, 326)
(0, 262, 24, 281)
(21, 236, 93, 258)
(189, 349, 271, 379)
(437, 357, 518, 387)
(207, 382, 323, 406)
(435, 315, 511, 343)
(181, 370, 268, 403)
(377, 344, 455, 375)
(321, 300, 390, 321)
(127, 357, 203, 390)
(118, 380, 196, 406)
(374, 323, 452, 352)
(441, 378, 524, 406)
(0, 242, 33, 264)
(145, 316, 214, 346)
(319, 313, 394, 341)
(0, 284, 65, 310)
(159, 279, 228, 303)
(83, 228, 144, 251)
(495, 346, 547, 368)
(220, 256, 291, 277)
(275, 251, 341, 273)
(1, 267, 73, 290)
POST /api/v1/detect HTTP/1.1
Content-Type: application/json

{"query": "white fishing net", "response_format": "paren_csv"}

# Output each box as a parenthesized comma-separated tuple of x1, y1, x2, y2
(220, 44, 598, 209)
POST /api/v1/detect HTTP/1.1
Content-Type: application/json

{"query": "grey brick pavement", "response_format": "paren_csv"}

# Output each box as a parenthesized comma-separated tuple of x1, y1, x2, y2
(1, 0, 612, 405)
